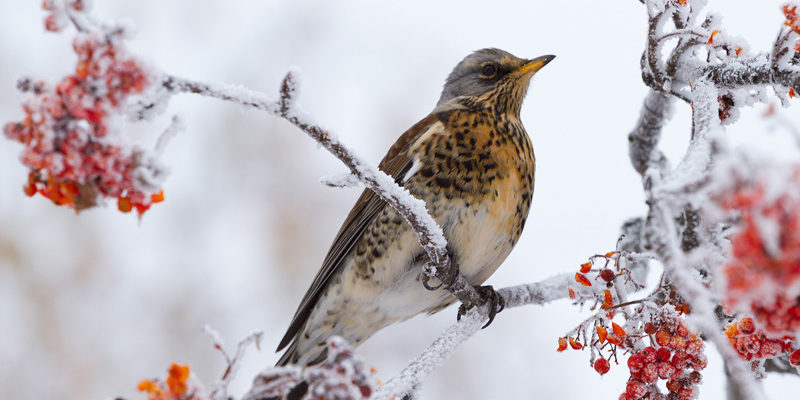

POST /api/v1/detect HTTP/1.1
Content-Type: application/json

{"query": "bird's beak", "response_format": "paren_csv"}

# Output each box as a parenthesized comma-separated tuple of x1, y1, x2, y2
(514, 55, 556, 76)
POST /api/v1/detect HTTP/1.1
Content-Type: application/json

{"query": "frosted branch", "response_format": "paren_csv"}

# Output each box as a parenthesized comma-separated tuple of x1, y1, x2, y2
(159, 72, 484, 317)
(628, 90, 673, 176)
(630, 71, 766, 398)
(203, 326, 264, 400)
(375, 273, 575, 399)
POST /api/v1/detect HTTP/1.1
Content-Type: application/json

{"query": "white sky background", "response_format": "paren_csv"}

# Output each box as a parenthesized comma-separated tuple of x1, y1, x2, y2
(1, 0, 799, 399)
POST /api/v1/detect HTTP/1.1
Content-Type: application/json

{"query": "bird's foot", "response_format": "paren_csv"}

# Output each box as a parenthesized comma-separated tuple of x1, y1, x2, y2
(421, 246, 461, 291)
(457, 285, 506, 329)
(421, 268, 443, 291)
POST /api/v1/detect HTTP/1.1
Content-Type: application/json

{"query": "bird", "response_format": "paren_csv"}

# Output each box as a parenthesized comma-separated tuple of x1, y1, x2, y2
(276, 48, 554, 367)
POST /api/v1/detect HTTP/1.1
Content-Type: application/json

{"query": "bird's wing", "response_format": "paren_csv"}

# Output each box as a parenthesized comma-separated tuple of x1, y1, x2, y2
(277, 112, 447, 352)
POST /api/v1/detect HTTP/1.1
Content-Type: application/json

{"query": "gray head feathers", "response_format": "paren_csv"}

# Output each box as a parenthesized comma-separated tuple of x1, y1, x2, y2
(437, 48, 525, 106)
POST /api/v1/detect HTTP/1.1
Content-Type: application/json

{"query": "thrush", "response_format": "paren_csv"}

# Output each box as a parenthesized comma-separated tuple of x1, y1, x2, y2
(276, 48, 554, 367)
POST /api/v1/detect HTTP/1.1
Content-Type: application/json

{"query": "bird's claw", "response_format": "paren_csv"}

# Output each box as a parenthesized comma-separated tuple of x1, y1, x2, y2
(421, 273, 443, 291)
(457, 285, 506, 329)
(443, 257, 460, 290)
(421, 249, 461, 291)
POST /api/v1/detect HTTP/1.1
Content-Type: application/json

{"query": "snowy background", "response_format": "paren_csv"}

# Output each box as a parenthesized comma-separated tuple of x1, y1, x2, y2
(1, 0, 799, 398)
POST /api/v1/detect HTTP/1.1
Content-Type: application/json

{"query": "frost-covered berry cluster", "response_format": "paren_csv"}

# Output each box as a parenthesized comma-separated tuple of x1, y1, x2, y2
(3, 0, 167, 215)
(559, 246, 708, 399)
(621, 313, 706, 400)
(247, 337, 375, 400)
(724, 317, 797, 364)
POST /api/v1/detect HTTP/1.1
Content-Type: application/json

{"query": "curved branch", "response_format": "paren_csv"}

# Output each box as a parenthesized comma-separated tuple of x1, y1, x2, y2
(159, 72, 484, 319)
(374, 273, 574, 400)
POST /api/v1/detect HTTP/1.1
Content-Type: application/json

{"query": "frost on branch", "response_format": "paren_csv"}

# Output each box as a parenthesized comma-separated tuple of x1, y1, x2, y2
(3, 0, 170, 215)
(244, 336, 375, 400)
(613, 0, 800, 397)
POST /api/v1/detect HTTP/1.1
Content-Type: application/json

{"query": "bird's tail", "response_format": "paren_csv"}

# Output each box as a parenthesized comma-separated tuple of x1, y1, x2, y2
(274, 338, 324, 400)
(275, 336, 328, 367)
(275, 338, 299, 367)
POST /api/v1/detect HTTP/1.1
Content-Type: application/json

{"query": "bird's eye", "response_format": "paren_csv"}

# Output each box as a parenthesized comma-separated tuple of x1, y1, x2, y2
(480, 63, 497, 77)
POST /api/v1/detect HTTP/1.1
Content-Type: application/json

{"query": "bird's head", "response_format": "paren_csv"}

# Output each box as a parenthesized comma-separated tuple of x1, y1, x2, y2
(437, 48, 554, 115)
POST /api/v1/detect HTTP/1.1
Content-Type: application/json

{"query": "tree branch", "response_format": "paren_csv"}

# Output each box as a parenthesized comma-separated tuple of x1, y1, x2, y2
(159, 73, 482, 309)
(632, 78, 766, 399)
(374, 273, 575, 400)
(701, 57, 800, 91)
(628, 90, 673, 176)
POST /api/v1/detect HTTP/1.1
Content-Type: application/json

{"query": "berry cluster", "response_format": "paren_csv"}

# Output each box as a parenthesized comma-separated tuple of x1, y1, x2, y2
(621, 316, 706, 400)
(250, 337, 375, 400)
(3, 2, 166, 215)
(715, 169, 800, 335)
(138, 363, 205, 400)
(42, 0, 86, 33)
(784, 4, 800, 51)
(725, 317, 798, 365)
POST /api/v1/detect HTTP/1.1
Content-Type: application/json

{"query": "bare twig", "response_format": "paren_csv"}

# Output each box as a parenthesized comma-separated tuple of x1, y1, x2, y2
(203, 325, 264, 400)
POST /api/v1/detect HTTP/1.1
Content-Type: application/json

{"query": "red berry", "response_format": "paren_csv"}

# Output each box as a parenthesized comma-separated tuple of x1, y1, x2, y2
(657, 361, 676, 380)
(628, 354, 644, 374)
(641, 346, 657, 363)
(641, 362, 658, 383)
(626, 378, 647, 399)
(791, 349, 800, 366)
(676, 386, 694, 400)
(738, 318, 756, 335)
(656, 347, 671, 362)
(644, 322, 657, 335)
(600, 269, 615, 282)
(594, 358, 611, 375)
(666, 379, 682, 392)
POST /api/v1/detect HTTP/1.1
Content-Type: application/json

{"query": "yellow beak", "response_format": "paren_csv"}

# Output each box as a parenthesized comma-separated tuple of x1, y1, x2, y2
(515, 54, 556, 76)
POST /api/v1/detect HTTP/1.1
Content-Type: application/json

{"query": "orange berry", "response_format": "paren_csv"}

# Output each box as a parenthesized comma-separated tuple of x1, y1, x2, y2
(708, 30, 720, 45)
(607, 335, 622, 346)
(151, 190, 165, 203)
(575, 272, 592, 287)
(580, 262, 592, 273)
(557, 337, 568, 352)
(655, 329, 671, 346)
(612, 322, 626, 338)
(568, 288, 576, 299)
(569, 336, 583, 350)
(604, 251, 616, 258)
(23, 183, 37, 197)
(596, 326, 608, 343)
(601, 290, 614, 310)
(166, 363, 190, 394)
(117, 197, 132, 213)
